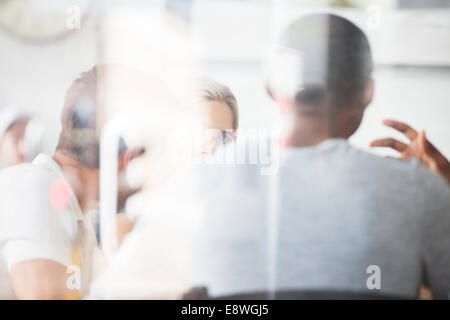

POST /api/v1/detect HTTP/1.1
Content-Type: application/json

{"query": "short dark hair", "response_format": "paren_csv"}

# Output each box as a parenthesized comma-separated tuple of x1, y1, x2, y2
(56, 67, 100, 168)
(278, 13, 373, 109)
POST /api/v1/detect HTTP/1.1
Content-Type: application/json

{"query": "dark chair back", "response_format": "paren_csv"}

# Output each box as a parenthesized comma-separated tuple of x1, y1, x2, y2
(181, 287, 410, 300)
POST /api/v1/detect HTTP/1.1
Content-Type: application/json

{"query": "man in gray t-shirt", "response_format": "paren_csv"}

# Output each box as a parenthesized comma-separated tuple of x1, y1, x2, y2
(185, 14, 450, 299)
(186, 139, 450, 299)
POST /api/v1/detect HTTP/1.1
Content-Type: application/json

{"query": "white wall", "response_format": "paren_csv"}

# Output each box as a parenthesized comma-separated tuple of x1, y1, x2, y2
(352, 66, 450, 158)
(0, 17, 96, 153)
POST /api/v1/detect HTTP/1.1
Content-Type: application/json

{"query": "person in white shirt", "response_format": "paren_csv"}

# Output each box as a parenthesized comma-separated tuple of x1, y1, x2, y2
(0, 67, 134, 299)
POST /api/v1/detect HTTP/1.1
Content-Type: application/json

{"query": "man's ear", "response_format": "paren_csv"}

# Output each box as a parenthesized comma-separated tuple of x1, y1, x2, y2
(118, 147, 145, 171)
(362, 79, 375, 109)
(266, 84, 276, 101)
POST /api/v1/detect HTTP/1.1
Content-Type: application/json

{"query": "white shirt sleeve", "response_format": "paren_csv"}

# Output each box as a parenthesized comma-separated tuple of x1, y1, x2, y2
(0, 169, 77, 271)
(3, 239, 71, 271)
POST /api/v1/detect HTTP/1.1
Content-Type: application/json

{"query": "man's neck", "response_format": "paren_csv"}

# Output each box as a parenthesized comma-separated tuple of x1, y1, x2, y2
(282, 104, 364, 147)
(283, 117, 359, 148)
(52, 151, 99, 213)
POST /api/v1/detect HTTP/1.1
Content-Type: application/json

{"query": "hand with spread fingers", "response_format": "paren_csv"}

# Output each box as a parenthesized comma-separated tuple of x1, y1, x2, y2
(371, 119, 450, 184)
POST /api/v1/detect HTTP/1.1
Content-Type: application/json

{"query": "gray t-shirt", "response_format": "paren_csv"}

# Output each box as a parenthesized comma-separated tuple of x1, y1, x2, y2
(185, 139, 450, 299)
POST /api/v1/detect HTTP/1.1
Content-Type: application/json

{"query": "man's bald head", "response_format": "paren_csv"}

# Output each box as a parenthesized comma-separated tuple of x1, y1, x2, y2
(275, 13, 373, 110)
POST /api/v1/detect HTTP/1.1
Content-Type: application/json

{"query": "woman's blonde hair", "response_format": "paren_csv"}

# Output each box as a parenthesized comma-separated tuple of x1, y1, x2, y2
(198, 77, 239, 130)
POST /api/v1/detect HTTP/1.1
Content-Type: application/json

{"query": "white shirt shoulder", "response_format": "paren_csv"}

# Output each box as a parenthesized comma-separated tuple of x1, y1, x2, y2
(0, 155, 82, 270)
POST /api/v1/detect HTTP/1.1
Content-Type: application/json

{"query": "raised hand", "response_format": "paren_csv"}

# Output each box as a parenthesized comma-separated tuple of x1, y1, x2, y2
(371, 119, 450, 184)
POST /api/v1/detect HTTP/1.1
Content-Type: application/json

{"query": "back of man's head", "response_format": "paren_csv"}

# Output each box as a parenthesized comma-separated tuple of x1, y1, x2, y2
(274, 13, 373, 111)
(57, 67, 100, 168)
